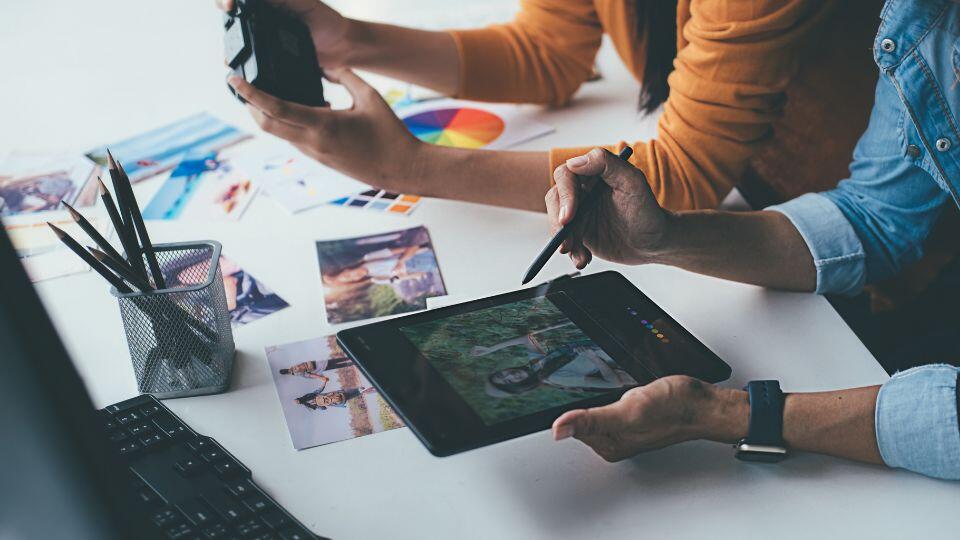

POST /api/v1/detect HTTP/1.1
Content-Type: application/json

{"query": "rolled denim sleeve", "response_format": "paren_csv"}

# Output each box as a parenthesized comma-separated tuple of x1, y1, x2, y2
(767, 193, 867, 295)
(876, 364, 960, 480)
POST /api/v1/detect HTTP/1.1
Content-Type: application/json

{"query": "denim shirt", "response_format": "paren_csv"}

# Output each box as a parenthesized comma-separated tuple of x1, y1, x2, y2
(768, 0, 960, 480)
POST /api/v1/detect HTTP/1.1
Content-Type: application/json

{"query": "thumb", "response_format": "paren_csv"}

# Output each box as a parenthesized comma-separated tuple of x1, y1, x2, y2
(553, 400, 629, 440)
(325, 68, 379, 106)
(565, 147, 646, 192)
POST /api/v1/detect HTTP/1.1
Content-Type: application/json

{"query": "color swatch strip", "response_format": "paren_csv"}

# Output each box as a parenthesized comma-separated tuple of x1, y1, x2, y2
(328, 189, 422, 216)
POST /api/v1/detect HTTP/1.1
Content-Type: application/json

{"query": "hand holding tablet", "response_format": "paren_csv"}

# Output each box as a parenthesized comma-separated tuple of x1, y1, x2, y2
(339, 272, 730, 456)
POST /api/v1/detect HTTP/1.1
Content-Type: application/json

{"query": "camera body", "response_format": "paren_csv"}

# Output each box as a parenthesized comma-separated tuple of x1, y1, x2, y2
(223, 0, 325, 106)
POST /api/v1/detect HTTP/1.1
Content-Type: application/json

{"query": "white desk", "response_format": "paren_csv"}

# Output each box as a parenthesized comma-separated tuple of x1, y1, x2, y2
(6, 1, 960, 538)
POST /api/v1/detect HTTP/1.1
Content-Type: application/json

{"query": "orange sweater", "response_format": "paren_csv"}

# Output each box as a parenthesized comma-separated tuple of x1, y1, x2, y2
(449, 0, 836, 211)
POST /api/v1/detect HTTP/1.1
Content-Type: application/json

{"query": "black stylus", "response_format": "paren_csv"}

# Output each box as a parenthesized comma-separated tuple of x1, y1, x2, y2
(521, 146, 633, 285)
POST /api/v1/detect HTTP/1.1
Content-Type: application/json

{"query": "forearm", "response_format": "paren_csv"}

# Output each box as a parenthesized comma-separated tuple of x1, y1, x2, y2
(342, 20, 459, 95)
(700, 385, 883, 465)
(653, 210, 816, 291)
(404, 145, 549, 211)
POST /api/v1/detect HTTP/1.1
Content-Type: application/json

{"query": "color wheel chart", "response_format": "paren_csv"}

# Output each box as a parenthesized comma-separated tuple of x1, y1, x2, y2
(402, 107, 505, 149)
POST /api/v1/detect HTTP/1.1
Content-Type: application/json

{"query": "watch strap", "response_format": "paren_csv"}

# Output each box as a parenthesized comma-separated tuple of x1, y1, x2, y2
(743, 380, 785, 447)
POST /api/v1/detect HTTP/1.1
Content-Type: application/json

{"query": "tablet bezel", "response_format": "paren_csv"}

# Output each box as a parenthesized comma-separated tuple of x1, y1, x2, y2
(338, 271, 730, 457)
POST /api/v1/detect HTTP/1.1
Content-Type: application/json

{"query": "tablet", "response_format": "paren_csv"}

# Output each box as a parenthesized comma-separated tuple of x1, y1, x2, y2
(337, 271, 730, 456)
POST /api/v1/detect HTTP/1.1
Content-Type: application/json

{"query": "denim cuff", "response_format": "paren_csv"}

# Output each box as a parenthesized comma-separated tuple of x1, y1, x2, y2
(876, 364, 960, 480)
(767, 193, 867, 295)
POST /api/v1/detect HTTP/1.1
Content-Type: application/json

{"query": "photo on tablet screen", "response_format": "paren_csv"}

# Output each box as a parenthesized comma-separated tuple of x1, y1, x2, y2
(399, 295, 638, 425)
(316, 226, 446, 324)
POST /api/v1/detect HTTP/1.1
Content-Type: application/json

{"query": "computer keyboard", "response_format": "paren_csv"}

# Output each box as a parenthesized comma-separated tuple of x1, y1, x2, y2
(98, 394, 325, 540)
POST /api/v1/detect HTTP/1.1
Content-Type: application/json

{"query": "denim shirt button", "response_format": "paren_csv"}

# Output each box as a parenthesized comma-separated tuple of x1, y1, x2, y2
(936, 138, 951, 152)
(906, 144, 921, 158)
(880, 38, 896, 52)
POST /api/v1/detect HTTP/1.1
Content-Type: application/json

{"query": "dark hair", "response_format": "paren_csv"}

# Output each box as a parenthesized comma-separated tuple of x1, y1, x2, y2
(294, 395, 318, 410)
(279, 368, 290, 375)
(488, 367, 540, 394)
(636, 0, 679, 114)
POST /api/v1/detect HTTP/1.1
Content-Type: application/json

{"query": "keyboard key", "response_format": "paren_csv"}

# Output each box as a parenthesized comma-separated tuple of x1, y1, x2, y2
(242, 495, 270, 514)
(202, 523, 230, 538)
(140, 403, 162, 417)
(200, 448, 226, 463)
(248, 534, 279, 540)
(235, 518, 265, 537)
(116, 411, 141, 425)
(174, 458, 204, 478)
(205, 494, 248, 523)
(103, 418, 118, 431)
(128, 422, 153, 436)
(177, 498, 218, 527)
(260, 510, 289, 529)
(140, 433, 165, 448)
(107, 430, 129, 443)
(136, 486, 163, 508)
(226, 480, 255, 499)
(154, 414, 190, 439)
(188, 437, 216, 452)
(213, 460, 246, 480)
(152, 507, 184, 528)
(278, 528, 312, 540)
(165, 522, 195, 540)
(117, 441, 141, 456)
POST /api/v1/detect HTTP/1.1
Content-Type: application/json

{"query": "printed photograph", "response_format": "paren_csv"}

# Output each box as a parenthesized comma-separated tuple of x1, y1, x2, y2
(400, 296, 637, 425)
(265, 335, 404, 450)
(316, 226, 446, 324)
(85, 112, 249, 183)
(232, 141, 368, 214)
(0, 152, 99, 217)
(142, 150, 257, 222)
(162, 253, 289, 327)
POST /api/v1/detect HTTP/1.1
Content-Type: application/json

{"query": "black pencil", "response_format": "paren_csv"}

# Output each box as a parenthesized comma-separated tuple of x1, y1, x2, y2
(97, 176, 139, 264)
(88, 246, 153, 292)
(48, 223, 132, 293)
(106, 150, 148, 281)
(61, 200, 129, 271)
(521, 146, 634, 285)
(112, 152, 166, 289)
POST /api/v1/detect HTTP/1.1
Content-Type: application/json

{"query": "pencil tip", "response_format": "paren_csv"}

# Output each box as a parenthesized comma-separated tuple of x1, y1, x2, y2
(106, 149, 117, 169)
(97, 176, 108, 194)
(47, 222, 64, 237)
(61, 201, 80, 219)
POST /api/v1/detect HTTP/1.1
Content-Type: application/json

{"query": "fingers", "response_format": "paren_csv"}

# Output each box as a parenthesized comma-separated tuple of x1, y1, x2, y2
(552, 165, 580, 226)
(228, 76, 321, 127)
(246, 106, 308, 144)
(552, 399, 630, 441)
(565, 147, 646, 192)
(324, 68, 380, 107)
(215, 0, 234, 12)
(545, 186, 562, 234)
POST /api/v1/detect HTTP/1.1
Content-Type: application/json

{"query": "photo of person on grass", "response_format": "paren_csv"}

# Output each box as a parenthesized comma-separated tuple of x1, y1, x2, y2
(402, 297, 637, 425)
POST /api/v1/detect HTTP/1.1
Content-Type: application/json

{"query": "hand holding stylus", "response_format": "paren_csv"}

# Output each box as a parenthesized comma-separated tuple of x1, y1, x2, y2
(544, 147, 671, 269)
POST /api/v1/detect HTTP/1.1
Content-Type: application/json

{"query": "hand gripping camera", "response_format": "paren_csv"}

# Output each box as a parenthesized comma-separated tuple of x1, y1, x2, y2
(223, 0, 326, 106)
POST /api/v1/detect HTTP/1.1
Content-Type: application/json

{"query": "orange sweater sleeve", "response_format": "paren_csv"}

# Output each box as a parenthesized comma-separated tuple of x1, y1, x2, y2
(448, 0, 603, 106)
(550, 0, 834, 211)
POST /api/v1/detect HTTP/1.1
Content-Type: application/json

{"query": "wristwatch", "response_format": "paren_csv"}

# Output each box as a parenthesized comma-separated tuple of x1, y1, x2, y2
(734, 380, 788, 462)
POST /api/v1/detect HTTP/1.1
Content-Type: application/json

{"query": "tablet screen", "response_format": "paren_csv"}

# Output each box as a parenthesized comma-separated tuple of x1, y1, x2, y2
(399, 293, 638, 425)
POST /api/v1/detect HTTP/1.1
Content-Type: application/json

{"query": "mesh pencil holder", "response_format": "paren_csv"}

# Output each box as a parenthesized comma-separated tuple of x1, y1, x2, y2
(112, 240, 236, 399)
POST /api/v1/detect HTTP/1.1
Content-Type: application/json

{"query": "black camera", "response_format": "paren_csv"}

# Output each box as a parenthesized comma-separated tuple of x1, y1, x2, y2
(223, 0, 325, 106)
